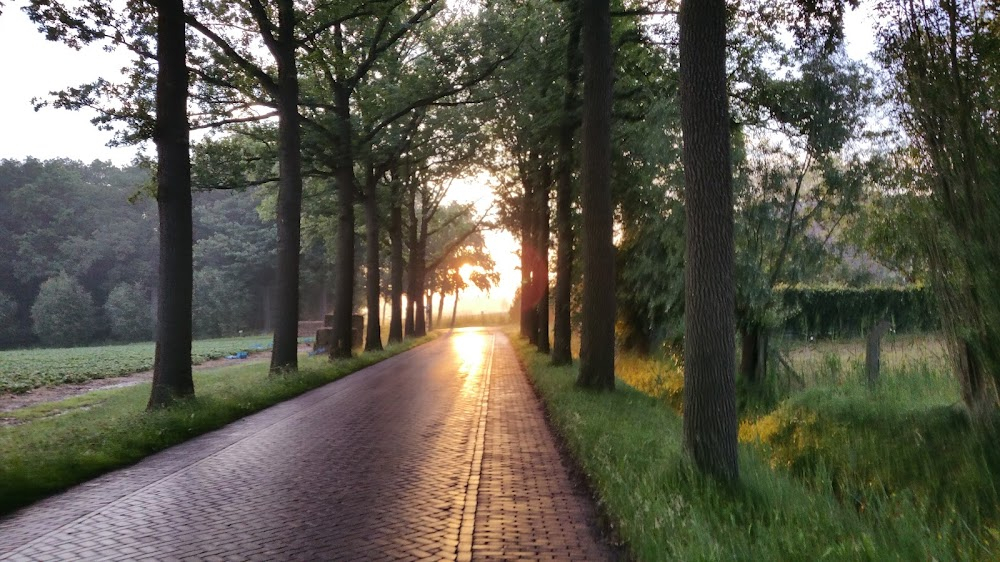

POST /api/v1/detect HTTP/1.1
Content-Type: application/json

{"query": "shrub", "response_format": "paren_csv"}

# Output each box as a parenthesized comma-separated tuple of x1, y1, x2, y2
(779, 285, 938, 338)
(104, 282, 153, 342)
(0, 291, 18, 345)
(193, 268, 251, 338)
(30, 273, 98, 347)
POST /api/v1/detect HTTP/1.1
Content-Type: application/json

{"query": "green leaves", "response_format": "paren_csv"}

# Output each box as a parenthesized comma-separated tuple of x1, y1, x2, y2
(30, 273, 99, 347)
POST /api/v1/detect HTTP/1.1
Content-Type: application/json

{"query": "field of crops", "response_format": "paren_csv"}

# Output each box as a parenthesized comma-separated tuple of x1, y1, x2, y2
(0, 336, 274, 394)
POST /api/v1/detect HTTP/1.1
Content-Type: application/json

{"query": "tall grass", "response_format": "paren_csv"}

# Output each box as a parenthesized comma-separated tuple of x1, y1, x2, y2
(513, 333, 997, 559)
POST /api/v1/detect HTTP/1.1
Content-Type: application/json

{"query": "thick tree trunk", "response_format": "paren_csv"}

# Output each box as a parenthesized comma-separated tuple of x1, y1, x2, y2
(268, 0, 303, 374)
(330, 83, 355, 359)
(552, 3, 582, 366)
(450, 288, 459, 329)
(679, 0, 739, 482)
(437, 290, 445, 327)
(388, 179, 404, 343)
(536, 163, 551, 354)
(520, 177, 537, 342)
(405, 185, 418, 337)
(577, 0, 615, 391)
(425, 292, 434, 332)
(148, 0, 193, 409)
(364, 166, 383, 352)
(413, 197, 428, 337)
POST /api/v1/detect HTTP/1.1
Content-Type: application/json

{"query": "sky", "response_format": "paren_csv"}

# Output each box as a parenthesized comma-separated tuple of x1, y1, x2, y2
(0, 2, 878, 315)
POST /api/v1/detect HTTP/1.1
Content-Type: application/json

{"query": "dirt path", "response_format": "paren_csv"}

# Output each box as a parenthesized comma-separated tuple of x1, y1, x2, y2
(0, 345, 311, 414)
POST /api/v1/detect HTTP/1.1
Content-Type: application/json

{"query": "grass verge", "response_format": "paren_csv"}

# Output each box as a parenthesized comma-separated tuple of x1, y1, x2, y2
(0, 335, 434, 517)
(509, 334, 991, 560)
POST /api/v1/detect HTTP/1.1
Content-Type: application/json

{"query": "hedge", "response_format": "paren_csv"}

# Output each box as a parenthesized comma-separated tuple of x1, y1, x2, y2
(778, 285, 939, 338)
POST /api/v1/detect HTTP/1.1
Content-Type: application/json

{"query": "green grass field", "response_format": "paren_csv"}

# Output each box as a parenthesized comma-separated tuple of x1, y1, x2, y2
(514, 332, 1000, 559)
(0, 336, 278, 394)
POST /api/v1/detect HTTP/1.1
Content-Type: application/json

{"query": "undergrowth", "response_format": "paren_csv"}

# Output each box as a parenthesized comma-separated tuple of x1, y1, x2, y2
(512, 333, 996, 560)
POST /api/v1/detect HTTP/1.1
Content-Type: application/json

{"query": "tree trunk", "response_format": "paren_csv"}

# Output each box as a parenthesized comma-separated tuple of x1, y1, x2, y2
(388, 178, 404, 343)
(739, 324, 767, 385)
(437, 290, 445, 327)
(425, 292, 434, 332)
(364, 166, 383, 352)
(148, 0, 193, 409)
(266, 0, 303, 374)
(552, 2, 582, 366)
(679, 0, 739, 482)
(451, 288, 460, 329)
(330, 80, 355, 359)
(405, 184, 418, 337)
(576, 0, 615, 391)
(520, 176, 537, 342)
(413, 194, 428, 337)
(536, 162, 551, 354)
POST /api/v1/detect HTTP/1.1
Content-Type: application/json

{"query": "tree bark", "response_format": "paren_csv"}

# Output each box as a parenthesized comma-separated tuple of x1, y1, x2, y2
(364, 165, 383, 352)
(536, 162, 551, 354)
(425, 291, 433, 332)
(552, 1, 582, 366)
(148, 0, 194, 409)
(405, 184, 418, 337)
(388, 178, 404, 343)
(437, 290, 445, 327)
(450, 288, 460, 329)
(520, 175, 537, 342)
(413, 194, 428, 336)
(330, 80, 355, 359)
(679, 0, 739, 482)
(266, 0, 303, 374)
(739, 324, 767, 385)
(576, 0, 615, 391)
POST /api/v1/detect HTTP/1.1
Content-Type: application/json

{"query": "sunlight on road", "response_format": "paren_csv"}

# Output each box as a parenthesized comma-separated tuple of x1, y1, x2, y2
(453, 331, 488, 399)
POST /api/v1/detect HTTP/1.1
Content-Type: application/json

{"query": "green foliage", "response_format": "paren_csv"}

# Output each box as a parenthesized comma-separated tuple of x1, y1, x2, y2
(0, 335, 435, 516)
(0, 291, 17, 345)
(780, 285, 938, 338)
(742, 373, 1000, 543)
(0, 335, 274, 394)
(616, 200, 684, 354)
(30, 273, 99, 347)
(0, 159, 157, 346)
(193, 268, 253, 338)
(878, 0, 1000, 416)
(103, 282, 152, 342)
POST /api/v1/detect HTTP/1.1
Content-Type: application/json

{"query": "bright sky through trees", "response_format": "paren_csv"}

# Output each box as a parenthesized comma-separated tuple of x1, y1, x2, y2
(0, 1, 875, 315)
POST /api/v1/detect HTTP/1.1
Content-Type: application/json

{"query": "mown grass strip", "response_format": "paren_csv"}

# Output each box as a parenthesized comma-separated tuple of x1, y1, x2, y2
(509, 334, 987, 561)
(0, 335, 434, 517)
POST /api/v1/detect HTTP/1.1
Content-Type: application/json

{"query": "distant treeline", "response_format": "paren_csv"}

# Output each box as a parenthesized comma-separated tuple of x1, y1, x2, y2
(0, 158, 317, 349)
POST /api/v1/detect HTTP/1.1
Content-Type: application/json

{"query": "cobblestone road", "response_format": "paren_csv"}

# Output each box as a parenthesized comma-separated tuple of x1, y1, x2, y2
(0, 329, 614, 561)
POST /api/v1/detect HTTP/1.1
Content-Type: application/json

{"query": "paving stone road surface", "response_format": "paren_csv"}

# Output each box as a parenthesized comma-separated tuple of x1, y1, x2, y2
(0, 329, 615, 561)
